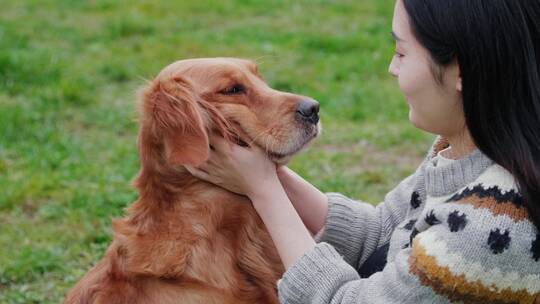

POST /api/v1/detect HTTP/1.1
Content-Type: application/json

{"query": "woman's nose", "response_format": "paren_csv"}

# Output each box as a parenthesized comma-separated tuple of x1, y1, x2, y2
(388, 57, 399, 78)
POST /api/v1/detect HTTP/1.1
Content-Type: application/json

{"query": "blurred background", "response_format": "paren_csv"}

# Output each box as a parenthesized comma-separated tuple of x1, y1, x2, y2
(0, 0, 433, 302)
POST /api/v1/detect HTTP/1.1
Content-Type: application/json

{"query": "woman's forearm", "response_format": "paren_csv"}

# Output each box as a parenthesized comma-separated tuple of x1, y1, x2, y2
(276, 166, 329, 235)
(250, 182, 316, 269)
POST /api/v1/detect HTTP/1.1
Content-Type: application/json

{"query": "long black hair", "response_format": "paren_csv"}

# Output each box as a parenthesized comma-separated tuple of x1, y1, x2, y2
(402, 0, 540, 227)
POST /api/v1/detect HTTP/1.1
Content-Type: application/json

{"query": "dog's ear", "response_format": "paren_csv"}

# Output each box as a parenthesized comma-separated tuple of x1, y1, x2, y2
(146, 76, 210, 167)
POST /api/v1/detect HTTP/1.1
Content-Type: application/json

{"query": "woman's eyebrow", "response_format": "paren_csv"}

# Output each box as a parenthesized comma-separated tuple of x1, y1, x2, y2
(391, 31, 405, 42)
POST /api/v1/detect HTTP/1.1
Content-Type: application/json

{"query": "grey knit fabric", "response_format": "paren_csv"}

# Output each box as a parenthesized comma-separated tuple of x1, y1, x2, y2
(277, 137, 540, 303)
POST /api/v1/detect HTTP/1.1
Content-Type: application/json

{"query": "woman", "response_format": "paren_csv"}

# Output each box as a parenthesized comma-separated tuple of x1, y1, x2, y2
(187, 0, 540, 302)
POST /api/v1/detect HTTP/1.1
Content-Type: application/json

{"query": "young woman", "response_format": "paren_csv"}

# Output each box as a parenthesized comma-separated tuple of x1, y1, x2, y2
(187, 0, 540, 302)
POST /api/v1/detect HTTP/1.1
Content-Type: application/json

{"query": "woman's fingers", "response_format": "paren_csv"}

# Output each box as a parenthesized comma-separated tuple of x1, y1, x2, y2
(185, 165, 213, 182)
(208, 132, 254, 156)
(247, 142, 265, 154)
(186, 150, 224, 179)
(208, 132, 231, 154)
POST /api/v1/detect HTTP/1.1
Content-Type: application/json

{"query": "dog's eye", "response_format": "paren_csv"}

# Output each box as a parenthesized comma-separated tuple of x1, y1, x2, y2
(220, 84, 245, 95)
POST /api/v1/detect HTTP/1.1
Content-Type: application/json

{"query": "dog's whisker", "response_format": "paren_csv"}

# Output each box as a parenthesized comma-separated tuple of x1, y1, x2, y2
(246, 125, 274, 146)
(265, 133, 281, 155)
(136, 75, 153, 84)
(253, 55, 280, 66)
(264, 139, 272, 155)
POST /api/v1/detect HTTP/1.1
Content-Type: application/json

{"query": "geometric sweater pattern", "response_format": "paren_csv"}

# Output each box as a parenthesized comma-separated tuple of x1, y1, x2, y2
(277, 137, 540, 303)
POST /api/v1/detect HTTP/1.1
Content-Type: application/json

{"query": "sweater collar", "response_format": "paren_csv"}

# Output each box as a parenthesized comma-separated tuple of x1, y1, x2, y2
(423, 136, 494, 197)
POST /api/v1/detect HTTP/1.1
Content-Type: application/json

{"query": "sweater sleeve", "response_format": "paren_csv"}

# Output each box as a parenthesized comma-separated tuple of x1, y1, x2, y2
(277, 241, 449, 304)
(315, 168, 421, 269)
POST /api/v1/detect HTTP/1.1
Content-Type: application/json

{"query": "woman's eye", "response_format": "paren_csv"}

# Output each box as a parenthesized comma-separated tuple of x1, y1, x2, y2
(394, 51, 405, 58)
(220, 84, 245, 95)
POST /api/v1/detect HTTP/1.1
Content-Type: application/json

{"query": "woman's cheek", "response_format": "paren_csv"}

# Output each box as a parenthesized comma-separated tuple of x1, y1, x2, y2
(394, 67, 427, 130)
(397, 70, 415, 98)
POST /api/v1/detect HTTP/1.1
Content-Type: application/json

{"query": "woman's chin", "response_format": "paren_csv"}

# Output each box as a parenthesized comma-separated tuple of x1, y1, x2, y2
(408, 111, 424, 130)
(408, 110, 416, 124)
(409, 112, 439, 134)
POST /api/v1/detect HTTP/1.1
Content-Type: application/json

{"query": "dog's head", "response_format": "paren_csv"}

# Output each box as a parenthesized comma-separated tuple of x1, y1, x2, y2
(138, 57, 320, 170)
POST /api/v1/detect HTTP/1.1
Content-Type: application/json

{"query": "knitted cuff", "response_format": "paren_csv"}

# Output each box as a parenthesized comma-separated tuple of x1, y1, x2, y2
(278, 242, 360, 304)
(315, 193, 369, 266)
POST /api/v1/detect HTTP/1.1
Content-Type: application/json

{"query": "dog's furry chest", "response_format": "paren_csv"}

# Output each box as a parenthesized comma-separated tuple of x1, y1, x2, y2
(113, 190, 280, 287)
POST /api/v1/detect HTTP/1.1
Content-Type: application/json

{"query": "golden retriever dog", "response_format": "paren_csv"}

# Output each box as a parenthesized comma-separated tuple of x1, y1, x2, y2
(64, 58, 320, 304)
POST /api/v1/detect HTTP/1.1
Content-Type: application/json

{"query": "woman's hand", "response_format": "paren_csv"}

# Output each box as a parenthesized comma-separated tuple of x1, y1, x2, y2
(187, 135, 317, 269)
(185, 133, 280, 199)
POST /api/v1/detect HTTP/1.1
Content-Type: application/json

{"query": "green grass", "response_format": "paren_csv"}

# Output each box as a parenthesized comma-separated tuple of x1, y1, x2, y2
(0, 0, 433, 302)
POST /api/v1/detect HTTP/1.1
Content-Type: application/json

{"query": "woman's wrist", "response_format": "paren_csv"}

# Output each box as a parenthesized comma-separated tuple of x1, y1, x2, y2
(247, 180, 317, 269)
(246, 175, 283, 204)
(276, 166, 302, 198)
(276, 165, 294, 185)
(275, 166, 329, 235)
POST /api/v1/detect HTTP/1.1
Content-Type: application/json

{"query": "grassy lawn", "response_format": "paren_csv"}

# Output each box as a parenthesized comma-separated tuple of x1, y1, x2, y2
(0, 0, 433, 302)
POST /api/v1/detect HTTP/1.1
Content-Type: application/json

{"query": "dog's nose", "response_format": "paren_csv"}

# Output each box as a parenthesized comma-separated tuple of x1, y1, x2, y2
(296, 99, 320, 124)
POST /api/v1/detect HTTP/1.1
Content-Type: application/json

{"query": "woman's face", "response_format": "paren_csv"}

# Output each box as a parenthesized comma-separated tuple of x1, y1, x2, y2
(388, 0, 464, 137)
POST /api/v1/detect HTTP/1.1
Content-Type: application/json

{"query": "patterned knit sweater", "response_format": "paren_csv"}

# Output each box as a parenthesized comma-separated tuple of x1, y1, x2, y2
(278, 137, 540, 303)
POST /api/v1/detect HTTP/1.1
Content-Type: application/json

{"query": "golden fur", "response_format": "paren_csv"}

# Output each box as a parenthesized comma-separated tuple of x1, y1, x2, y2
(65, 58, 319, 304)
